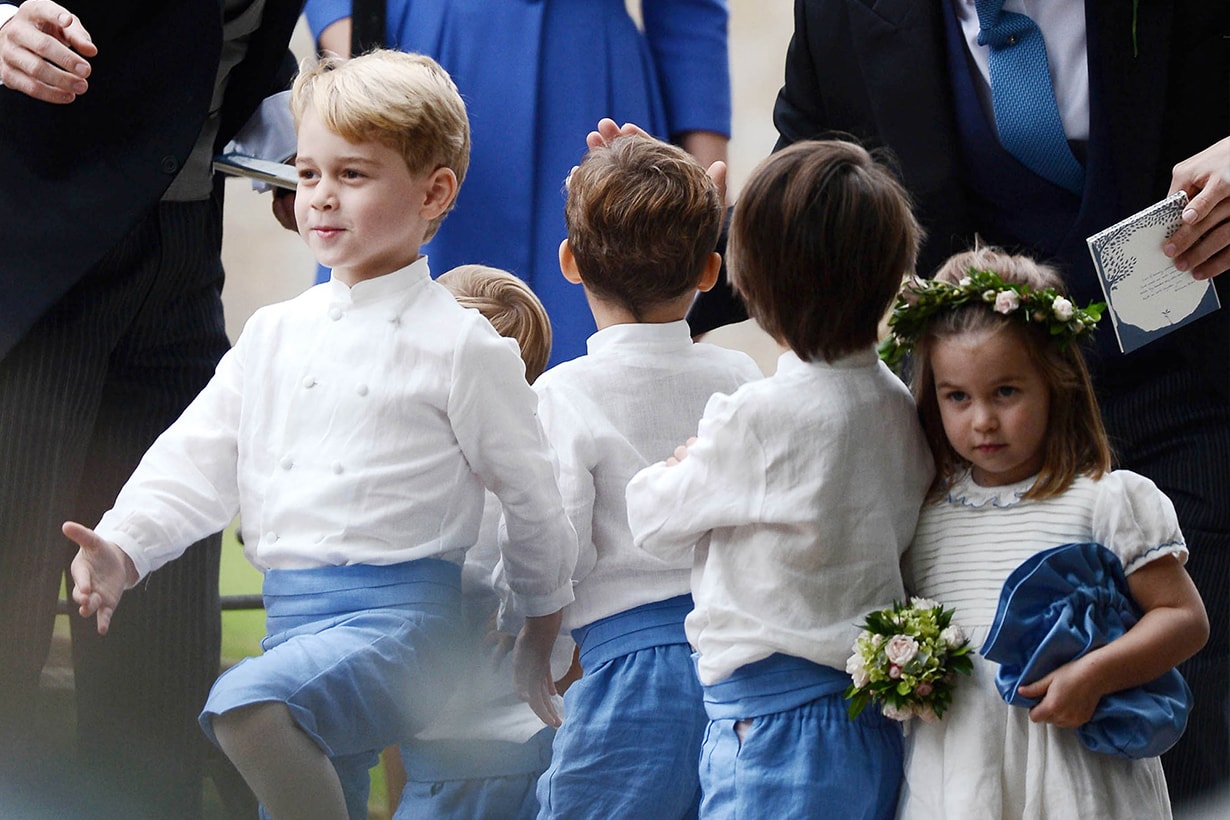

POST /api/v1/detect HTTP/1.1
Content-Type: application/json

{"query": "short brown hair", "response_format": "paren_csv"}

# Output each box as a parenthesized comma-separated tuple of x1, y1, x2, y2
(437, 265, 552, 382)
(912, 246, 1112, 501)
(564, 134, 723, 319)
(291, 50, 470, 241)
(727, 140, 921, 362)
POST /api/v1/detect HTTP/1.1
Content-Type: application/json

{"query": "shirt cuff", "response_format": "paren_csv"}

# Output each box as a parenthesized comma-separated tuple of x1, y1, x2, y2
(507, 579, 575, 620)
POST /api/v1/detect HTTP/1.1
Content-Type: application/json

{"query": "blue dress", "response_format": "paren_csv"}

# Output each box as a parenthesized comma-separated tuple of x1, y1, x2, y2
(303, 0, 732, 365)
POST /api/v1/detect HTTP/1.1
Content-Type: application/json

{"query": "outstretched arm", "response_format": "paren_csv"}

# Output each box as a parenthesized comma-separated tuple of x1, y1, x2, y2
(0, 0, 95, 103)
(1164, 136, 1230, 280)
(1018, 554, 1208, 728)
(64, 521, 139, 635)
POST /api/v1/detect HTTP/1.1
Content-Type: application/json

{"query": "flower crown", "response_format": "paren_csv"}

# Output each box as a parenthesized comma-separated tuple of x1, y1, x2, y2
(878, 269, 1106, 369)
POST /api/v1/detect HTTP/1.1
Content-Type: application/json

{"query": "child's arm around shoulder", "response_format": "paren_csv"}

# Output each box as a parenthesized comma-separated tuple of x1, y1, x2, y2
(1017, 471, 1209, 728)
(63, 521, 139, 635)
(626, 389, 766, 561)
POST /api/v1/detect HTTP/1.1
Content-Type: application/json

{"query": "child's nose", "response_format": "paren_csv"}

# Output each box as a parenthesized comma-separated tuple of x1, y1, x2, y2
(972, 403, 997, 431)
(310, 180, 336, 210)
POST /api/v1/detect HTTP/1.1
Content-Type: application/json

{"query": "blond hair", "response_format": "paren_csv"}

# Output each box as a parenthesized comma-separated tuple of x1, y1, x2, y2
(912, 246, 1113, 501)
(291, 50, 470, 241)
(438, 265, 553, 382)
(564, 134, 722, 319)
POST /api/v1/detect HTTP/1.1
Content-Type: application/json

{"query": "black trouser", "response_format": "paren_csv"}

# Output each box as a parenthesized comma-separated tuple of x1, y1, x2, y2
(1102, 366, 1230, 805)
(0, 198, 229, 819)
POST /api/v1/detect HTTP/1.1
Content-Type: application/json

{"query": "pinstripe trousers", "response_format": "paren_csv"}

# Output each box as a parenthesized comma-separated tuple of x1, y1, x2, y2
(1101, 365, 1230, 803)
(0, 197, 229, 818)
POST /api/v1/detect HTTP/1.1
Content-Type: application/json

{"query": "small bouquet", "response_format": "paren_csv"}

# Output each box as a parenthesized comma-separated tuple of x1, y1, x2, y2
(844, 597, 973, 723)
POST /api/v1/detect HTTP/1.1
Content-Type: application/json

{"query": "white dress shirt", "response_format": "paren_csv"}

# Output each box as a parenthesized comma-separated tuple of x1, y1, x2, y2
(627, 347, 934, 686)
(97, 258, 576, 617)
(533, 320, 762, 631)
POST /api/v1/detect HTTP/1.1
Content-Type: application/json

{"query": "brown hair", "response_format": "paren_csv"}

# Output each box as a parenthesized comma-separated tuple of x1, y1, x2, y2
(564, 134, 723, 319)
(438, 265, 552, 382)
(727, 140, 921, 362)
(912, 247, 1112, 501)
(291, 50, 471, 241)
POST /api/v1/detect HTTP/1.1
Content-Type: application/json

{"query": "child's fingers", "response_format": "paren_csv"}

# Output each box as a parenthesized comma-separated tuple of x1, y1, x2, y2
(1016, 672, 1051, 701)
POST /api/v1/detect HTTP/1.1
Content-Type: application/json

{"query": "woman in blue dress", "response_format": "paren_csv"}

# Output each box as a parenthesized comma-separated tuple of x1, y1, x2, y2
(303, 0, 732, 365)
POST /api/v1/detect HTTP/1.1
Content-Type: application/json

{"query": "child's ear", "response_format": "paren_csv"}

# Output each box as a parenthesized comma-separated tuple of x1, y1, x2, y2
(559, 239, 583, 284)
(419, 167, 459, 220)
(696, 252, 722, 293)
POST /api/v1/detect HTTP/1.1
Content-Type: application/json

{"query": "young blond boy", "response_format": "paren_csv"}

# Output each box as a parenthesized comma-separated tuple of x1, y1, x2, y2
(532, 134, 762, 818)
(65, 52, 576, 820)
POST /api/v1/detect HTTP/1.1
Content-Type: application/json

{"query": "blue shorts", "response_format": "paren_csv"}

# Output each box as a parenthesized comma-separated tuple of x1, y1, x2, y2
(699, 654, 902, 820)
(396, 728, 556, 820)
(200, 559, 462, 819)
(536, 595, 705, 820)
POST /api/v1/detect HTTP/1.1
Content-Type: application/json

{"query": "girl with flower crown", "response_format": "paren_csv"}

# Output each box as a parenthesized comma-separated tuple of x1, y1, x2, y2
(893, 247, 1208, 819)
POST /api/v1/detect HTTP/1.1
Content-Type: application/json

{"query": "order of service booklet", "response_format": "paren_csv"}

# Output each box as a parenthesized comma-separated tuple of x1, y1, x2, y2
(1086, 190, 1221, 354)
(212, 153, 298, 191)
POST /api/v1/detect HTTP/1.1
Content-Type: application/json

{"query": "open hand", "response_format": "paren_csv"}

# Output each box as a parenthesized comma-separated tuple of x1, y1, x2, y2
(511, 610, 564, 727)
(0, 0, 96, 103)
(64, 521, 136, 635)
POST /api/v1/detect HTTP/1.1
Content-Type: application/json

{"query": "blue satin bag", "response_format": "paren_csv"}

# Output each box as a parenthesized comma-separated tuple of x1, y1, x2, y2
(980, 542, 1191, 759)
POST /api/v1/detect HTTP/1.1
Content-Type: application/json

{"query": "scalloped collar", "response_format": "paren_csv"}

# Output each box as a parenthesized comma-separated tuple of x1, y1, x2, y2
(944, 470, 1038, 509)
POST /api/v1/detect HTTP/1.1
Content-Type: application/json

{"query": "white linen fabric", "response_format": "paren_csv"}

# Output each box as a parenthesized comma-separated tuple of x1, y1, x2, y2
(626, 346, 934, 685)
(533, 320, 762, 632)
(897, 468, 1185, 819)
(96, 257, 576, 617)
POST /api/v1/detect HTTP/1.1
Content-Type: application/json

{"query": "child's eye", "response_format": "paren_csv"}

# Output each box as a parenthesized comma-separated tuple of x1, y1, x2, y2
(341, 168, 365, 180)
(941, 390, 968, 403)
(297, 168, 318, 183)
(995, 386, 1018, 398)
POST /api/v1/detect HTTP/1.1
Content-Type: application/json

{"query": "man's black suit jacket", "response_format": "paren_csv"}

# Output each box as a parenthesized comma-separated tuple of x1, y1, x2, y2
(0, 0, 303, 358)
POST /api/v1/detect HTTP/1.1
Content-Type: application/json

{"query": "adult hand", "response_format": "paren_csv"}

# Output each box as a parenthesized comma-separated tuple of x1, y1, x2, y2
(0, 0, 96, 103)
(1164, 136, 1230, 280)
(511, 610, 564, 727)
(64, 521, 136, 635)
(585, 119, 729, 201)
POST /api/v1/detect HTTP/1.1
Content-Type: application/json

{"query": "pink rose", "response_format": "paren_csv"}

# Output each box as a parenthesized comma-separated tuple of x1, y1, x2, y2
(915, 682, 933, 697)
(889, 664, 902, 679)
(994, 290, 1020, 314)
(885, 634, 919, 666)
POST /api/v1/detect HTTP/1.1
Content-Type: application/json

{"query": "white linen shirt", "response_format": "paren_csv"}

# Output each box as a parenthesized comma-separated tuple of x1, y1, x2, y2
(626, 347, 935, 686)
(533, 321, 762, 631)
(96, 258, 576, 617)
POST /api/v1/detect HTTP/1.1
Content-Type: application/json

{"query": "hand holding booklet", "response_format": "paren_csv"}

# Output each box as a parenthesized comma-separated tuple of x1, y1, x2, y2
(1086, 191, 1221, 353)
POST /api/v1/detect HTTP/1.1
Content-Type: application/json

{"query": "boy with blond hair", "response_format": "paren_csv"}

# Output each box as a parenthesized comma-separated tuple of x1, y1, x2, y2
(533, 134, 762, 818)
(65, 51, 576, 820)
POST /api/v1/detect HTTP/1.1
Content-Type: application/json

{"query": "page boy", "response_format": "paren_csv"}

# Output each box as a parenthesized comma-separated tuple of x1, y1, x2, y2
(65, 51, 576, 820)
(532, 134, 762, 818)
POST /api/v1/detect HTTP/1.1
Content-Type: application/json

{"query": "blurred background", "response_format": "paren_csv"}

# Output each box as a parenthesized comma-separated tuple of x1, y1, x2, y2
(219, 4, 794, 349)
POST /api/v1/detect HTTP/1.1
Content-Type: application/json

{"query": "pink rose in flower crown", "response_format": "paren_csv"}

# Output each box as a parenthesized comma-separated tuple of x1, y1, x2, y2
(884, 634, 919, 666)
(993, 290, 1020, 314)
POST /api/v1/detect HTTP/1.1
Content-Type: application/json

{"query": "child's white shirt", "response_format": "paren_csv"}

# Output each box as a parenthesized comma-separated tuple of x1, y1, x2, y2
(627, 347, 934, 686)
(532, 321, 762, 631)
(96, 257, 576, 617)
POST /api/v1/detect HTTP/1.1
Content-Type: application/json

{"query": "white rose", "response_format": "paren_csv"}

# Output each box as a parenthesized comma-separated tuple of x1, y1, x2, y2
(940, 625, 966, 648)
(1051, 296, 1074, 321)
(884, 634, 919, 666)
(910, 596, 940, 611)
(846, 652, 870, 688)
(993, 290, 1020, 314)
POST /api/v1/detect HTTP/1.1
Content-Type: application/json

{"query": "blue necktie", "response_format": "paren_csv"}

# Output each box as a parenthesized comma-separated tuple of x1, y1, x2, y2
(975, 0, 1084, 194)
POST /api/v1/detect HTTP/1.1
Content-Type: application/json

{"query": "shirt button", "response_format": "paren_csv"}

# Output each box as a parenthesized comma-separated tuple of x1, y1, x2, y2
(280, 456, 294, 470)
(355, 384, 369, 396)
(329, 307, 343, 321)
(303, 376, 316, 389)
(331, 462, 343, 475)
(263, 531, 278, 544)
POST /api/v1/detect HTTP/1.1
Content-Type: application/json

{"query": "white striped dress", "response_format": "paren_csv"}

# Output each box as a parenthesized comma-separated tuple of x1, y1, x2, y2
(897, 470, 1187, 820)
